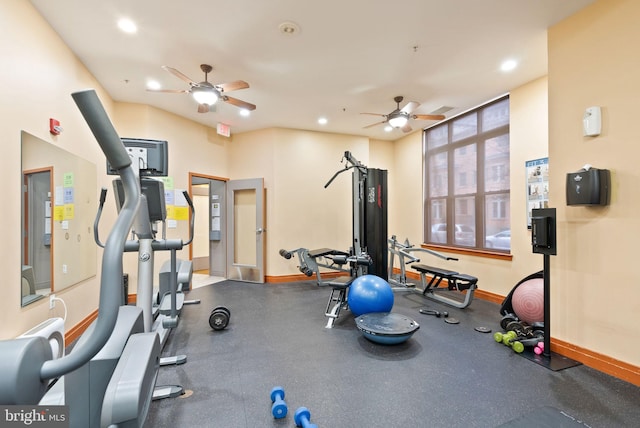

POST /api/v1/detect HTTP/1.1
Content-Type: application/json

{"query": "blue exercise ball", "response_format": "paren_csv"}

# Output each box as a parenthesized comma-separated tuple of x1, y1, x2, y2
(348, 275, 394, 317)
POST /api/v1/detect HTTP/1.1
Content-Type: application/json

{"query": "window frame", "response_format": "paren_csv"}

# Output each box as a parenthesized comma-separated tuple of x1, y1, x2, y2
(423, 95, 510, 252)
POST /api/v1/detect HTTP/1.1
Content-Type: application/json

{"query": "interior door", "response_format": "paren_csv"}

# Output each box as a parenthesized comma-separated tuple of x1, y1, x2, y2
(226, 178, 265, 283)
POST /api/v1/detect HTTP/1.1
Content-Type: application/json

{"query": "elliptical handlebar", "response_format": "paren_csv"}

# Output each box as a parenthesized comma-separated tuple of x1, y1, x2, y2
(41, 90, 141, 379)
(182, 190, 195, 246)
(72, 90, 132, 171)
(93, 187, 109, 248)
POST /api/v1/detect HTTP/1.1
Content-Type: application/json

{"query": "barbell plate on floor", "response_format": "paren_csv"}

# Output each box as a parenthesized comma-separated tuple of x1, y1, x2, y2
(444, 317, 460, 324)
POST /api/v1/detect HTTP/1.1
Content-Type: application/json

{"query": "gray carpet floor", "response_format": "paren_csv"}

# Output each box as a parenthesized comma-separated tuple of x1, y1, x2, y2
(145, 280, 640, 427)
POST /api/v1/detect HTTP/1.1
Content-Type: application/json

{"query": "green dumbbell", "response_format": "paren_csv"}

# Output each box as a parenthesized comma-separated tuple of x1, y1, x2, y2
(493, 331, 524, 353)
(493, 330, 516, 344)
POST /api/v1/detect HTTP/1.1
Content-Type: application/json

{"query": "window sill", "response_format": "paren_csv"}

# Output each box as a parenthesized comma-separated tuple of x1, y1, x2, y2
(422, 244, 513, 261)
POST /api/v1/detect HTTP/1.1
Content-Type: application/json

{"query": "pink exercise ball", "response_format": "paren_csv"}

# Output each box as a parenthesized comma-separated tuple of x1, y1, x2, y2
(512, 278, 544, 324)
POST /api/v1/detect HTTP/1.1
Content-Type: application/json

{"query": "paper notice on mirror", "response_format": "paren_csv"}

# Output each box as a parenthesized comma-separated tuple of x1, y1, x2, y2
(55, 186, 64, 206)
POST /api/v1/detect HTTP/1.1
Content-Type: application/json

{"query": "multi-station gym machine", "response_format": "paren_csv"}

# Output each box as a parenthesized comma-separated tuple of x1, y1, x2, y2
(323, 151, 388, 279)
(280, 151, 389, 328)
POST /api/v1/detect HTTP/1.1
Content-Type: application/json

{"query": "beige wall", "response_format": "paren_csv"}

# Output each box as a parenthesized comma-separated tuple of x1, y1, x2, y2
(1, 0, 112, 338)
(548, 0, 639, 366)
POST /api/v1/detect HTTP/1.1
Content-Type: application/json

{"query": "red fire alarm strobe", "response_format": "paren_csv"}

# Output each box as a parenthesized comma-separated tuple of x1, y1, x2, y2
(50, 118, 63, 135)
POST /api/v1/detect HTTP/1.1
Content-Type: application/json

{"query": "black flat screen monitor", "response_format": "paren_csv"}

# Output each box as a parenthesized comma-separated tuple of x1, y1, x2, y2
(107, 138, 168, 176)
(112, 178, 166, 223)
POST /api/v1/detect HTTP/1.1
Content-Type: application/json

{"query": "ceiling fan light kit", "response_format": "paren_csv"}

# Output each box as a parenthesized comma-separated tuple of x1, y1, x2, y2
(148, 63, 256, 113)
(361, 95, 446, 133)
(192, 86, 219, 105)
(388, 113, 408, 128)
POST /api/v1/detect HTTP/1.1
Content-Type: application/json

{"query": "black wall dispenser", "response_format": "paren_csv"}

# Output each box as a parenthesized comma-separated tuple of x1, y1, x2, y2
(566, 165, 610, 206)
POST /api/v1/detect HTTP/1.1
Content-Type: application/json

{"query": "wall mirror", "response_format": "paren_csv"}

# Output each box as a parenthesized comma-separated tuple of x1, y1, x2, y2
(21, 131, 97, 306)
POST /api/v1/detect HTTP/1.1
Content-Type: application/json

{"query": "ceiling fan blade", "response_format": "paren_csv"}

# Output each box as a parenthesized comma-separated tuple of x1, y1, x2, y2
(360, 112, 387, 117)
(363, 120, 387, 129)
(216, 80, 250, 92)
(400, 101, 420, 114)
(162, 66, 198, 86)
(197, 103, 210, 113)
(222, 95, 256, 111)
(412, 114, 446, 121)
(146, 88, 189, 94)
(401, 123, 413, 133)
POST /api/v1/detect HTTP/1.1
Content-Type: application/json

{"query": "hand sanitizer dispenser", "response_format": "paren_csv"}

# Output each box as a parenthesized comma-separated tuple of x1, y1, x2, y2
(583, 106, 602, 137)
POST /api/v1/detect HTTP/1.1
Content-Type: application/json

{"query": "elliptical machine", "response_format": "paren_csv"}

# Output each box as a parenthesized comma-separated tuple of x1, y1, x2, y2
(0, 89, 161, 427)
(95, 138, 197, 400)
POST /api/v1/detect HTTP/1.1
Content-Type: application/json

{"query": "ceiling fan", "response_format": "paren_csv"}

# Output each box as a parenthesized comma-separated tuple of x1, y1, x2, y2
(361, 96, 445, 133)
(148, 64, 256, 113)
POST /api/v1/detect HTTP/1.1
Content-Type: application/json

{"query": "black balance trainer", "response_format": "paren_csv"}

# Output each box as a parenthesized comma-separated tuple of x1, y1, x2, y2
(355, 312, 420, 345)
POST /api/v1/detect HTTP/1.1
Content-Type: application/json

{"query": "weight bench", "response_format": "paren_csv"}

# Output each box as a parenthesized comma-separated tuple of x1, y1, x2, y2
(322, 275, 354, 329)
(411, 263, 478, 309)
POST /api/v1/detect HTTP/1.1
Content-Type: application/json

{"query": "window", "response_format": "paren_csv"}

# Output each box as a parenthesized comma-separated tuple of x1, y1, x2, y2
(423, 96, 510, 251)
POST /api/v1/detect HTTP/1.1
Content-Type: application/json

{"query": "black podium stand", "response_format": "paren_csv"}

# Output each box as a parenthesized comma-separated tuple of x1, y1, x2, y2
(524, 208, 580, 371)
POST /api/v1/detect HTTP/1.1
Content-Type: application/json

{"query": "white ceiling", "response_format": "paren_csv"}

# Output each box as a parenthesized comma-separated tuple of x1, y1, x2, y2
(30, 0, 594, 141)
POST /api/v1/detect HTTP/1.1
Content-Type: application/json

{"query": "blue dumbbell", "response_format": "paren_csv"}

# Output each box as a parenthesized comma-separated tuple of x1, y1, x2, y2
(294, 407, 318, 428)
(270, 386, 287, 419)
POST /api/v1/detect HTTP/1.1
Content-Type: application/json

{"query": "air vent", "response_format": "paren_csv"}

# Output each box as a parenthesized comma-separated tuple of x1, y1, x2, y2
(431, 106, 455, 115)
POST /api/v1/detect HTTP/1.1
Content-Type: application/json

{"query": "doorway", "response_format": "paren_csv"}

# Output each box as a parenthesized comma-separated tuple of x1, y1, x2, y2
(190, 173, 227, 283)
(189, 173, 265, 284)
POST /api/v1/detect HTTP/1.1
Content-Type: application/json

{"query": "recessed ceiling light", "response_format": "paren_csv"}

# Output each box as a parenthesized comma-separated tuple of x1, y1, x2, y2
(384, 126, 393, 132)
(318, 117, 328, 125)
(279, 21, 300, 35)
(146, 80, 161, 90)
(239, 109, 250, 117)
(500, 59, 517, 72)
(117, 18, 137, 34)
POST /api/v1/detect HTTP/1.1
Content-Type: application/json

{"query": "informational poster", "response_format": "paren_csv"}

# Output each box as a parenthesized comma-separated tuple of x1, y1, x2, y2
(526, 157, 549, 228)
(211, 195, 221, 239)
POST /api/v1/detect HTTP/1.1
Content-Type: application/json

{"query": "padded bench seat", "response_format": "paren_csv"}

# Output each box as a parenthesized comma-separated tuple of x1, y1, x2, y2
(449, 273, 477, 291)
(411, 264, 477, 291)
(412, 264, 459, 277)
(410, 263, 479, 309)
(326, 276, 354, 289)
